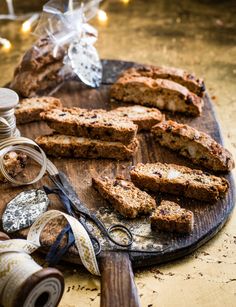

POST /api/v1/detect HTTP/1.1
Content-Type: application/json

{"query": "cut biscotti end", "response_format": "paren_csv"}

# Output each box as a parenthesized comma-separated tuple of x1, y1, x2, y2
(92, 176, 156, 218)
(35, 134, 139, 160)
(150, 200, 194, 233)
(41, 108, 138, 144)
(0, 152, 27, 182)
(15, 96, 62, 124)
(109, 105, 164, 131)
(121, 65, 205, 97)
(130, 162, 229, 202)
(110, 75, 203, 116)
(152, 120, 235, 172)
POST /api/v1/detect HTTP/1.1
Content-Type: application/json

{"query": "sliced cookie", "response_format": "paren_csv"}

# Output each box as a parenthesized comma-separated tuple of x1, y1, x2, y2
(92, 176, 156, 218)
(150, 200, 194, 233)
(130, 162, 229, 202)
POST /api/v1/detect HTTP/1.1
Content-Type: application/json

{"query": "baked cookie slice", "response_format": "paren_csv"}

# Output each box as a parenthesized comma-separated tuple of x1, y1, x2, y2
(130, 162, 229, 202)
(15, 96, 62, 124)
(0, 152, 27, 182)
(150, 200, 194, 233)
(10, 37, 66, 97)
(41, 108, 138, 144)
(35, 134, 139, 160)
(92, 176, 156, 218)
(122, 65, 205, 97)
(152, 120, 234, 172)
(110, 75, 203, 116)
(109, 105, 164, 131)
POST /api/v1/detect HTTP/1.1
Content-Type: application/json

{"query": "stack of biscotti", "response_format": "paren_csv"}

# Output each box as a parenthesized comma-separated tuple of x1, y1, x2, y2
(36, 107, 140, 160)
(110, 65, 205, 116)
(0, 152, 27, 182)
(92, 176, 156, 218)
(10, 37, 66, 97)
(15, 96, 62, 124)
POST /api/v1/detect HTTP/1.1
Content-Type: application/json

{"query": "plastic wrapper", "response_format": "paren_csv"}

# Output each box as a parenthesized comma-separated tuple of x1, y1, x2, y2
(34, 0, 102, 88)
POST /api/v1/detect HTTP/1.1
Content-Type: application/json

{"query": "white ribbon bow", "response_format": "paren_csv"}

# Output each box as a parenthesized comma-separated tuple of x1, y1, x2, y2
(35, 0, 103, 87)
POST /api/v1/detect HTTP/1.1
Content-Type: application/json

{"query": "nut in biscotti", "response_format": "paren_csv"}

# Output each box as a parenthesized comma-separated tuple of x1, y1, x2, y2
(152, 120, 235, 172)
(150, 200, 194, 233)
(0, 152, 27, 182)
(122, 65, 205, 97)
(92, 176, 156, 218)
(110, 75, 203, 116)
(109, 105, 164, 131)
(130, 162, 229, 202)
(35, 134, 139, 160)
(41, 108, 138, 144)
(15, 96, 62, 124)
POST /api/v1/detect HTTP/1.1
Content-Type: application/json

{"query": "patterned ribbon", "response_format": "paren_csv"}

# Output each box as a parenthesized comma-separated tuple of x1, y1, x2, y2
(0, 209, 100, 306)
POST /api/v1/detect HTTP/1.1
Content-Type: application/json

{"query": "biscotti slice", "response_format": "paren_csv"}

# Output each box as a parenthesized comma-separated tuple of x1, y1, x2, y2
(15, 96, 62, 124)
(152, 120, 234, 172)
(122, 65, 205, 97)
(109, 105, 164, 131)
(150, 200, 194, 233)
(0, 152, 27, 182)
(41, 108, 138, 144)
(110, 75, 203, 116)
(35, 134, 139, 160)
(92, 176, 156, 218)
(130, 162, 229, 201)
(10, 37, 66, 97)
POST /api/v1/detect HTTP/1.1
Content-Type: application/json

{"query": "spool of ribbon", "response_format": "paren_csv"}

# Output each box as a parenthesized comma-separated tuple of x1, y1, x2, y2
(0, 209, 100, 307)
(0, 88, 58, 185)
(0, 232, 64, 307)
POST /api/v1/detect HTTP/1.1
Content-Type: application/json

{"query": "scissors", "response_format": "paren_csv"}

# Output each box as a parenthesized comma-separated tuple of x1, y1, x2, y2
(48, 172, 134, 255)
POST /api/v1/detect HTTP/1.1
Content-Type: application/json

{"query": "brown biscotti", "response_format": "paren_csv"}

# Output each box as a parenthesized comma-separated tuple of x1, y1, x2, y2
(110, 75, 203, 116)
(122, 65, 205, 97)
(41, 108, 138, 144)
(92, 176, 156, 218)
(152, 120, 235, 172)
(35, 134, 139, 160)
(150, 200, 194, 233)
(0, 152, 27, 182)
(15, 96, 62, 124)
(109, 105, 164, 131)
(10, 37, 66, 97)
(130, 162, 229, 202)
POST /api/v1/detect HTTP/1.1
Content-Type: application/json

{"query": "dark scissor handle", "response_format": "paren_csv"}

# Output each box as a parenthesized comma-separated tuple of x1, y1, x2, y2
(48, 174, 134, 250)
(107, 224, 134, 247)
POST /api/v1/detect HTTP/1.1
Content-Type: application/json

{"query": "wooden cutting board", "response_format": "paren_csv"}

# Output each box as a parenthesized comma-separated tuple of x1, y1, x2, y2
(0, 60, 235, 307)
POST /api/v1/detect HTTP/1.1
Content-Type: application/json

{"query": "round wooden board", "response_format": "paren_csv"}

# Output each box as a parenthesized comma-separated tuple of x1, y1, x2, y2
(0, 60, 235, 269)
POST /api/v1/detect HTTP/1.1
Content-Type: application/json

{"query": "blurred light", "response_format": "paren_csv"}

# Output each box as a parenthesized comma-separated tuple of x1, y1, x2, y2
(22, 20, 31, 33)
(97, 10, 108, 23)
(0, 38, 12, 51)
(121, 0, 130, 4)
(21, 13, 39, 33)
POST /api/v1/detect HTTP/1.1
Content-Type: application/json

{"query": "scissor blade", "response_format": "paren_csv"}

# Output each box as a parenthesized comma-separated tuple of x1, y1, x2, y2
(53, 172, 91, 216)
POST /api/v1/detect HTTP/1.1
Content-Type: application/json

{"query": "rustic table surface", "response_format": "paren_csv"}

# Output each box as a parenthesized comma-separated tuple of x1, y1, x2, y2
(0, 1, 236, 306)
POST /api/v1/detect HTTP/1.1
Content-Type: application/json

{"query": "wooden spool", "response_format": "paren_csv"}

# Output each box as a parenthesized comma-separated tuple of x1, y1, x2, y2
(0, 232, 65, 307)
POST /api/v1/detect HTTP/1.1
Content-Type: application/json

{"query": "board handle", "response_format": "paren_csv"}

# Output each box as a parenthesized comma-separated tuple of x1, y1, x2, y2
(100, 251, 141, 307)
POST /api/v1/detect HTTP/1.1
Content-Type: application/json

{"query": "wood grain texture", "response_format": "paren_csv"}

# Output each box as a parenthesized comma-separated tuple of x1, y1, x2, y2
(0, 60, 235, 268)
(100, 252, 140, 307)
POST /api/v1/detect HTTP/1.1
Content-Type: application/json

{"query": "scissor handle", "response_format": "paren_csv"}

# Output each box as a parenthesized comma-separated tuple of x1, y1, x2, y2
(107, 224, 134, 248)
